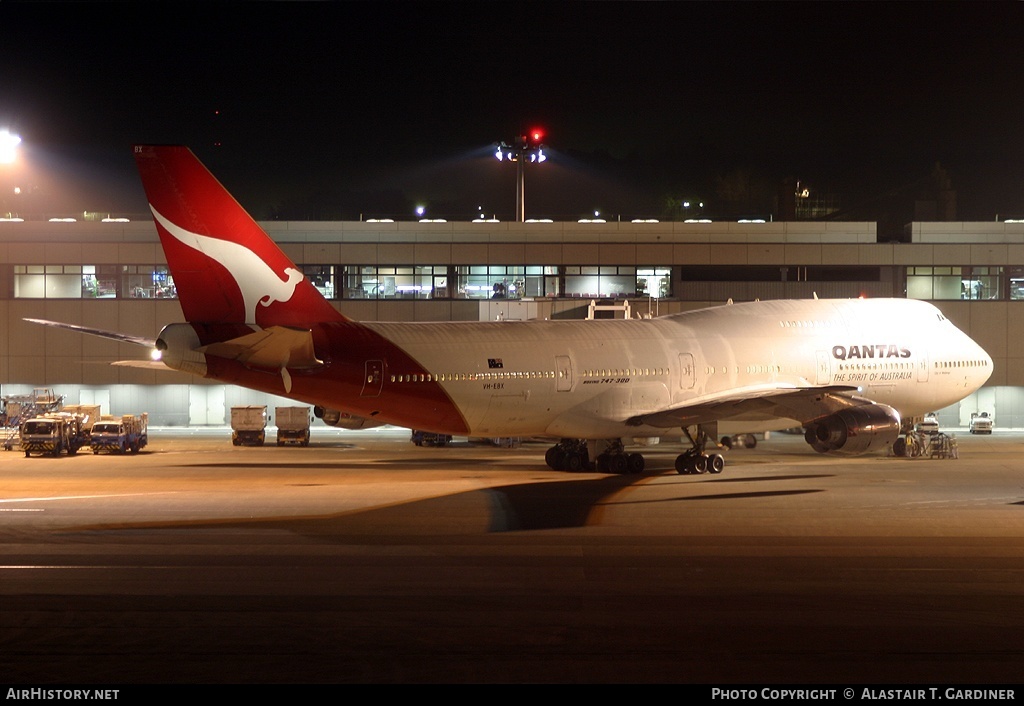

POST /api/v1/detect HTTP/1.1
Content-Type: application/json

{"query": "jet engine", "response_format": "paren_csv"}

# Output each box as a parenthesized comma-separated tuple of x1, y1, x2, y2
(154, 323, 207, 376)
(313, 406, 382, 430)
(804, 403, 901, 456)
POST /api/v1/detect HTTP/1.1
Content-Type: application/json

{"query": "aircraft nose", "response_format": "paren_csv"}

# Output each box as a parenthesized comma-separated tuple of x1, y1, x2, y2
(982, 347, 994, 382)
(971, 337, 994, 386)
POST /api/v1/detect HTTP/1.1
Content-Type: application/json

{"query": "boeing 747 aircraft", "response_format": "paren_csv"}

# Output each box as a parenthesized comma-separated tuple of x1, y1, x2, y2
(29, 146, 993, 474)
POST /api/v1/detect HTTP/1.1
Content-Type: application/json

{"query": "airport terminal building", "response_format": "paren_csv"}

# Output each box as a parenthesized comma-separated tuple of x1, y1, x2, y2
(1, 217, 1020, 428)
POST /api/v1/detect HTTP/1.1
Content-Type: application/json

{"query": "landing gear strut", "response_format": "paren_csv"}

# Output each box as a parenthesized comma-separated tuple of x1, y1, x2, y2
(675, 425, 725, 475)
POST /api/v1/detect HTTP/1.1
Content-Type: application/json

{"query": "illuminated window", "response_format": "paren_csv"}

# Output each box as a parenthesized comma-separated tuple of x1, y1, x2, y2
(565, 265, 636, 298)
(302, 265, 335, 299)
(907, 266, 1004, 300)
(123, 265, 177, 299)
(342, 265, 444, 299)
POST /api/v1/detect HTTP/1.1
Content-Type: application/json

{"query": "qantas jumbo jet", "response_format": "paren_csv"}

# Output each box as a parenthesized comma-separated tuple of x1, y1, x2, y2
(31, 146, 993, 474)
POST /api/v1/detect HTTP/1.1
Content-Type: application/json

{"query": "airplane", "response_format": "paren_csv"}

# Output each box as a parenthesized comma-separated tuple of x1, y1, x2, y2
(29, 145, 993, 475)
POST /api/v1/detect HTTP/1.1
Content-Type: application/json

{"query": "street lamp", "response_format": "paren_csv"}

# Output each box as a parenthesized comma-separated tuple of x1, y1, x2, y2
(495, 128, 546, 222)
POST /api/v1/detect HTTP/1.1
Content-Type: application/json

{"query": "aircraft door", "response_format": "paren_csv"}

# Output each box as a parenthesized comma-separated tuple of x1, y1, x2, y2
(555, 355, 573, 391)
(816, 350, 832, 385)
(678, 353, 695, 389)
(361, 360, 384, 397)
(917, 351, 929, 383)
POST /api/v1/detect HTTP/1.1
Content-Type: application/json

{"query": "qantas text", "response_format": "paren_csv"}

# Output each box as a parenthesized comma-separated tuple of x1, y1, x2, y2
(832, 344, 911, 360)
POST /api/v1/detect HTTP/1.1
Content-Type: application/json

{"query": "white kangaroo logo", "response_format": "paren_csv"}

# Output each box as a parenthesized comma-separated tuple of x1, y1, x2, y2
(151, 206, 303, 323)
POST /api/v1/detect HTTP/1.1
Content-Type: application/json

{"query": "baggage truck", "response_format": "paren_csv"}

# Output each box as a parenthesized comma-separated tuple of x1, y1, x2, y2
(91, 413, 149, 454)
(275, 406, 312, 446)
(20, 413, 89, 457)
(61, 404, 102, 434)
(231, 405, 267, 446)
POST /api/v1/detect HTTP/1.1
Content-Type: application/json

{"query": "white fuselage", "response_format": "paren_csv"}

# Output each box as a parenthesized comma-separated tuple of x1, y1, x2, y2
(355, 298, 991, 438)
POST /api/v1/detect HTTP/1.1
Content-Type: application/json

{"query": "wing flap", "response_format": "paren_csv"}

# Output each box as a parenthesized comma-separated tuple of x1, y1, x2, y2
(196, 326, 323, 370)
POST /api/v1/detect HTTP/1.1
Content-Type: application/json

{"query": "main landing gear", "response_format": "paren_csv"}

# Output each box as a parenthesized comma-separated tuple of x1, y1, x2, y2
(544, 439, 590, 472)
(674, 425, 725, 475)
(544, 431, 726, 476)
(544, 438, 645, 474)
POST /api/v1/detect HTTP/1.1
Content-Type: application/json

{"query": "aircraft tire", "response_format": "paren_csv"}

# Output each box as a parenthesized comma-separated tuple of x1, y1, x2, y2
(893, 437, 907, 457)
(545, 446, 565, 471)
(608, 454, 627, 474)
(708, 453, 725, 474)
(690, 454, 706, 473)
(627, 453, 645, 474)
(565, 452, 584, 472)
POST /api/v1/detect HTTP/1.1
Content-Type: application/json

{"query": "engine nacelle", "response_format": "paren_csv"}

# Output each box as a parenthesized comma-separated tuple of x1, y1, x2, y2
(313, 406, 382, 430)
(804, 404, 902, 456)
(155, 323, 207, 377)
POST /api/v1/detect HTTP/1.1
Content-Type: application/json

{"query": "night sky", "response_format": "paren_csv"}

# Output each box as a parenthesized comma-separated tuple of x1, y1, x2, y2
(2, 1, 1023, 222)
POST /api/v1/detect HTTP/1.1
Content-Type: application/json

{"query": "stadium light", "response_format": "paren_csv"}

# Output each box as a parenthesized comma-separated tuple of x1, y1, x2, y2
(0, 131, 21, 164)
(494, 128, 547, 222)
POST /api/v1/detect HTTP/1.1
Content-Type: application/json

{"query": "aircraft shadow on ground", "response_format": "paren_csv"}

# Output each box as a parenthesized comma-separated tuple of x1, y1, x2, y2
(76, 472, 825, 536)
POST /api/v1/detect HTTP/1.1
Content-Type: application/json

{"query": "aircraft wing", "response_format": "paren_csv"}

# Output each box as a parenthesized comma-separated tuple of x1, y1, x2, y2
(196, 326, 323, 370)
(24, 318, 157, 348)
(629, 384, 868, 429)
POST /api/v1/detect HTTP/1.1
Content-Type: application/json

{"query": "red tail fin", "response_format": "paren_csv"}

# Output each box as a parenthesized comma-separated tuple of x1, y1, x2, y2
(133, 145, 346, 326)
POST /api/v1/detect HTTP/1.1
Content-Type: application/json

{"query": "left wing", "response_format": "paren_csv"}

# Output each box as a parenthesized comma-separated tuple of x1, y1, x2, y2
(628, 384, 866, 429)
(24, 318, 156, 348)
(25, 317, 165, 368)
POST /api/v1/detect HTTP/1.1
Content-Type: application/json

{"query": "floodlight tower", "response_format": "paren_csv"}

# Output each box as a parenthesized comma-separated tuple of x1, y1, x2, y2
(495, 128, 546, 222)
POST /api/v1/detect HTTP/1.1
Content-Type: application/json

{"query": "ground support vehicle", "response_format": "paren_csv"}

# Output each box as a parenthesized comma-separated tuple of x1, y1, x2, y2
(915, 413, 940, 434)
(90, 413, 149, 453)
(969, 412, 993, 434)
(275, 406, 312, 446)
(20, 413, 89, 457)
(720, 433, 758, 449)
(411, 430, 452, 447)
(2, 388, 65, 451)
(231, 406, 268, 446)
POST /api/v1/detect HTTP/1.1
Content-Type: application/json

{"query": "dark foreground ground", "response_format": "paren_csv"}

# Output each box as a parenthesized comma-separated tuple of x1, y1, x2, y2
(1, 428, 1022, 684)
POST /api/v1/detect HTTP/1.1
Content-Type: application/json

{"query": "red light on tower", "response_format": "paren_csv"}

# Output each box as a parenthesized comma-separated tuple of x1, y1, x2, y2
(496, 128, 549, 221)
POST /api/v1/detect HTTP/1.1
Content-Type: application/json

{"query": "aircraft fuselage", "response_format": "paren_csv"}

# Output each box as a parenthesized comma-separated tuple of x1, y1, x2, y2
(159, 297, 991, 440)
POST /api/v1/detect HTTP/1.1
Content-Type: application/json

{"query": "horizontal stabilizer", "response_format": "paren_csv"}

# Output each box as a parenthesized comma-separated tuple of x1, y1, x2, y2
(24, 318, 157, 348)
(111, 360, 174, 370)
(196, 326, 323, 370)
